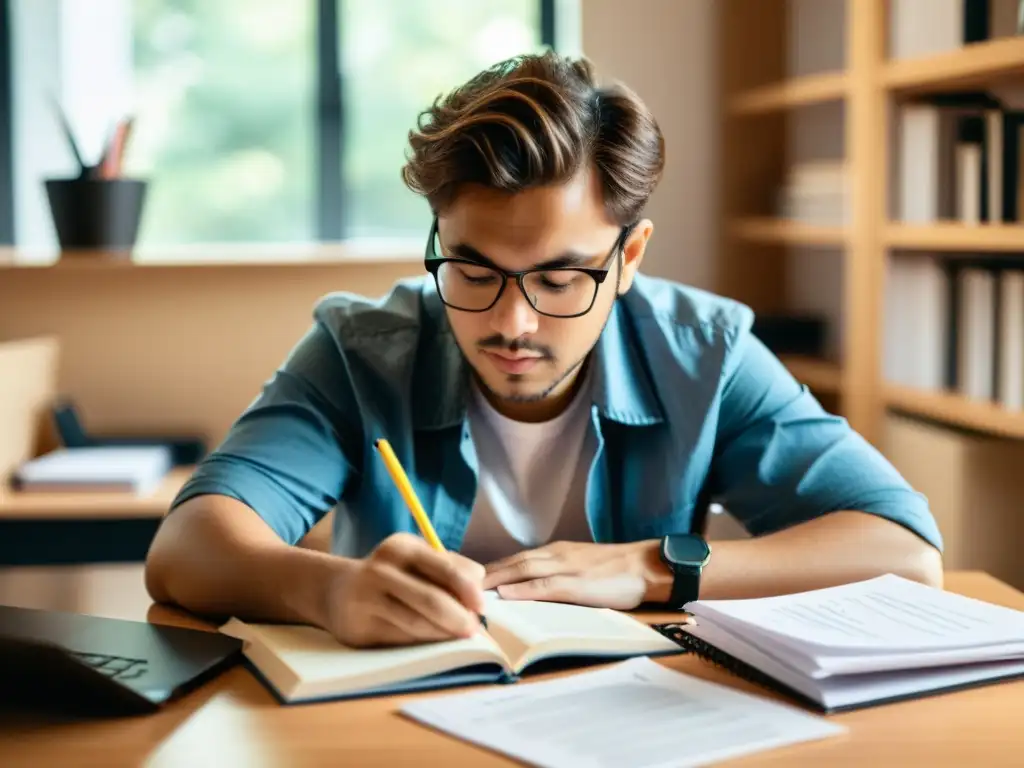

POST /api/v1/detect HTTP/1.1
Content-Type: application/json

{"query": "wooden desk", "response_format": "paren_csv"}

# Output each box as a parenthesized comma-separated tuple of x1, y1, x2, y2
(0, 466, 191, 519)
(2, 567, 1024, 767)
(0, 468, 190, 566)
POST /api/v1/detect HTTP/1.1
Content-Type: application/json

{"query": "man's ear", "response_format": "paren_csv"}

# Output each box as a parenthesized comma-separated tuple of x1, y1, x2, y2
(617, 219, 653, 295)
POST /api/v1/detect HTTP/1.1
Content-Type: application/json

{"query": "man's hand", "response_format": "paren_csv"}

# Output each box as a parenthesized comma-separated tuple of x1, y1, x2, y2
(482, 540, 672, 610)
(323, 533, 486, 648)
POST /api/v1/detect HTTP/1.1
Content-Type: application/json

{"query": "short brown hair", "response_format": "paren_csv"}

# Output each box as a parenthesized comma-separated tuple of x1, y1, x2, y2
(402, 51, 665, 226)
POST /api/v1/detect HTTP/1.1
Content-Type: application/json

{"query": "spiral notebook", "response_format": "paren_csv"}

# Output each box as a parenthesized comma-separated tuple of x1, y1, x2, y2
(652, 574, 1024, 713)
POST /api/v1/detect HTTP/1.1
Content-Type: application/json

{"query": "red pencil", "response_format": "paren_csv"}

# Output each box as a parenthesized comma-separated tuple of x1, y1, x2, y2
(98, 117, 135, 179)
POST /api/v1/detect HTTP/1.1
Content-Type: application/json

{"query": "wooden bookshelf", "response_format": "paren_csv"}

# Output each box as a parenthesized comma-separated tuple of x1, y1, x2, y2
(728, 71, 847, 115)
(884, 36, 1024, 95)
(885, 223, 1024, 252)
(780, 355, 843, 393)
(887, 386, 1024, 441)
(731, 218, 848, 246)
(720, 0, 1024, 446)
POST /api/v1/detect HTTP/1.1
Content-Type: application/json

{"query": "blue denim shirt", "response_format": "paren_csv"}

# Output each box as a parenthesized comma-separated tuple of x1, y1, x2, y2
(170, 273, 942, 558)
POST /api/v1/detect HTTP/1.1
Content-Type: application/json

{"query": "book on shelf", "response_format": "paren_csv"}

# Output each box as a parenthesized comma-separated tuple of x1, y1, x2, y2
(956, 265, 998, 401)
(775, 161, 847, 226)
(895, 93, 1022, 227)
(889, 0, 1021, 60)
(655, 573, 1024, 713)
(220, 592, 682, 704)
(892, 0, 1024, 227)
(884, 253, 949, 391)
(885, 256, 1024, 411)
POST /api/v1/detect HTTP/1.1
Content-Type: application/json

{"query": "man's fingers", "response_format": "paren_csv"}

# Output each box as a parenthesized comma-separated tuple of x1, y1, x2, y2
(358, 616, 418, 648)
(484, 547, 552, 575)
(373, 595, 454, 644)
(483, 551, 564, 590)
(449, 551, 487, 583)
(378, 562, 480, 637)
(497, 574, 646, 609)
(496, 575, 582, 603)
(378, 534, 486, 615)
(408, 550, 486, 615)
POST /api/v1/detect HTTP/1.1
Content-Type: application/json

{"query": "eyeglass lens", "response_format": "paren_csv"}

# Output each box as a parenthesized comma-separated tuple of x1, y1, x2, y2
(435, 260, 599, 316)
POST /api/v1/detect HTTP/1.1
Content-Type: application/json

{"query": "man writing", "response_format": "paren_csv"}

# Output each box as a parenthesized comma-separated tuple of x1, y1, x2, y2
(145, 52, 943, 649)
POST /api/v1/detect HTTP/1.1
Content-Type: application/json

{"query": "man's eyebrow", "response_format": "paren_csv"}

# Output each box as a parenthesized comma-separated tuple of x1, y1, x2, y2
(448, 242, 605, 270)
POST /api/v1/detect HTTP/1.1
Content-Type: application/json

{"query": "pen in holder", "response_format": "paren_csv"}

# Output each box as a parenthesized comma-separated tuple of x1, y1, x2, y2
(45, 98, 144, 251)
(44, 176, 148, 251)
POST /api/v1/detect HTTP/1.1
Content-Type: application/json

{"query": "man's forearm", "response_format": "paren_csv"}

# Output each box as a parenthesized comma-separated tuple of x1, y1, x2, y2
(145, 496, 351, 628)
(697, 510, 944, 600)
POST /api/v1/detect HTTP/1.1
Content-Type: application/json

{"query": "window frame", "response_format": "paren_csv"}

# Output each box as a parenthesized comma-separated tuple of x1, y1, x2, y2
(315, 0, 557, 241)
(0, 0, 13, 245)
(0, 0, 557, 247)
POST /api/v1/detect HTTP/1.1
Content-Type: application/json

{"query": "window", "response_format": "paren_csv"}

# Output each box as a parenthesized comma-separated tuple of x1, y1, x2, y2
(131, 0, 316, 244)
(0, 0, 12, 245)
(125, 0, 554, 247)
(340, 0, 540, 239)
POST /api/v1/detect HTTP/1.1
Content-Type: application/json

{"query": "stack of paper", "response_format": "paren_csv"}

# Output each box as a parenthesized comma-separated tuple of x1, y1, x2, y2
(681, 573, 1024, 712)
(13, 446, 173, 495)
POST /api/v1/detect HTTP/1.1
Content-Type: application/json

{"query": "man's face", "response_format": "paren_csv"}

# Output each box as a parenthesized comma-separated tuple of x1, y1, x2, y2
(434, 168, 650, 422)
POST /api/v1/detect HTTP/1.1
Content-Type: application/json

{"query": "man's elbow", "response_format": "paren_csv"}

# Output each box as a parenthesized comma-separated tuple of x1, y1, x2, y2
(144, 504, 197, 606)
(859, 511, 945, 589)
(144, 523, 178, 605)
(906, 543, 944, 590)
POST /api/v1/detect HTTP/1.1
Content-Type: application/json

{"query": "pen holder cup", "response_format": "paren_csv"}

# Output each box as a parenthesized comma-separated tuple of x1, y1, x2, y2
(44, 177, 148, 250)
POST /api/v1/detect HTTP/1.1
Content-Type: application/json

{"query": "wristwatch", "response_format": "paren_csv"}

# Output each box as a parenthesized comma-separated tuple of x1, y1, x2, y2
(659, 533, 711, 609)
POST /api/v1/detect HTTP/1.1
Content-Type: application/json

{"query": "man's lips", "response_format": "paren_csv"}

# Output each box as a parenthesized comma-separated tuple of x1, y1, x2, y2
(482, 350, 545, 374)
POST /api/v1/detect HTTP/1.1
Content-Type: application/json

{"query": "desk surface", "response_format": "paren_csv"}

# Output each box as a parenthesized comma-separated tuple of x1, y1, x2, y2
(0, 466, 191, 519)
(2, 567, 1024, 767)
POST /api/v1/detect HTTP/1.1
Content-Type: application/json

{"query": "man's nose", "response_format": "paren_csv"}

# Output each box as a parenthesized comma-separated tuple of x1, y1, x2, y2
(489, 281, 539, 339)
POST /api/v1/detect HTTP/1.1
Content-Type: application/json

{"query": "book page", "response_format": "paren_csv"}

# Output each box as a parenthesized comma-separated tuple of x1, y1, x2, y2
(221, 619, 506, 699)
(689, 619, 1024, 712)
(400, 657, 845, 768)
(484, 592, 673, 646)
(689, 573, 1024, 653)
(481, 594, 678, 670)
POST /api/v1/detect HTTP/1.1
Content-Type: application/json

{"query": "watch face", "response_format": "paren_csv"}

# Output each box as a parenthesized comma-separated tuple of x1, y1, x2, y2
(664, 534, 710, 566)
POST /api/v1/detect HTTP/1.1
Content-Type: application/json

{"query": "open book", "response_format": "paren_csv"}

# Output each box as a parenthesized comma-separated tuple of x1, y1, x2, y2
(656, 573, 1024, 713)
(221, 592, 682, 704)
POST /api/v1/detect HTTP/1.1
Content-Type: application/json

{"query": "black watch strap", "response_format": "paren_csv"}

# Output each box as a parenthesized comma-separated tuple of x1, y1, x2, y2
(668, 568, 701, 610)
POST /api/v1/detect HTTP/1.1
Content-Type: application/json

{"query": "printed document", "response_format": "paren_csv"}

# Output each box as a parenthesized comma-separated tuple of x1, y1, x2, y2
(400, 657, 845, 768)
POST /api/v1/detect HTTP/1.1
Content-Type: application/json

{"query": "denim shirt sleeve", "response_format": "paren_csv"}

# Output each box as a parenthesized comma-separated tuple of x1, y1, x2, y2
(709, 326, 943, 551)
(169, 321, 361, 545)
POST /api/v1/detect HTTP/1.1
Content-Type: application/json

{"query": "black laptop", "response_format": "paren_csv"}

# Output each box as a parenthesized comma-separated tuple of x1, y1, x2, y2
(0, 604, 243, 717)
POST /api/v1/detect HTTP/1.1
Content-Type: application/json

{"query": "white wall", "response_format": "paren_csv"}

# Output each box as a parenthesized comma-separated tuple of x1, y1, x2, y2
(581, 0, 718, 290)
(9, 0, 133, 251)
(10, 0, 63, 249)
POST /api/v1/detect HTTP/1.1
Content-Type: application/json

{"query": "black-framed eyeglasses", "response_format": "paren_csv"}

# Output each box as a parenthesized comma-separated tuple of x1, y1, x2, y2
(423, 218, 635, 319)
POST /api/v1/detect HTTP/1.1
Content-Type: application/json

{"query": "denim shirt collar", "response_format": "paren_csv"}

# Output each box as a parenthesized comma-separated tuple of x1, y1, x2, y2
(412, 286, 665, 430)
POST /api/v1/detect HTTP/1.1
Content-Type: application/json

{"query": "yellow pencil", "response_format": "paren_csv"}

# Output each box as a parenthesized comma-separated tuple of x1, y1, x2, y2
(374, 437, 486, 629)
(374, 438, 444, 550)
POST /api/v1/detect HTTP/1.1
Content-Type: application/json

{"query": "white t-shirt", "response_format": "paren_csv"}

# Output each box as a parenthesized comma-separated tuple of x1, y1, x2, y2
(459, 372, 597, 564)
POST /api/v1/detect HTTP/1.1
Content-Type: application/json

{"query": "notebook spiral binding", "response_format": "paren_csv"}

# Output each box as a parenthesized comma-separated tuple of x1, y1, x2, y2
(651, 623, 818, 710)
